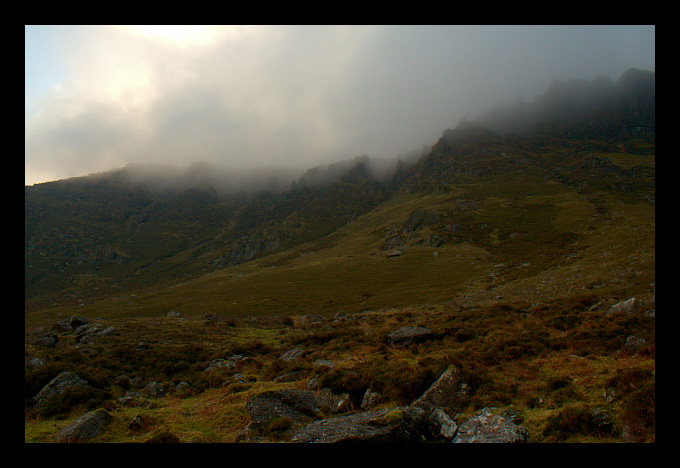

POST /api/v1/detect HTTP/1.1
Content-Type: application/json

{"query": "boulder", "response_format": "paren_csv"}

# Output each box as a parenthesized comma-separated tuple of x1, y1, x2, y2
(33, 371, 89, 407)
(55, 408, 112, 442)
(36, 334, 58, 348)
(68, 315, 90, 329)
(387, 326, 435, 347)
(607, 298, 642, 316)
(143, 381, 165, 398)
(360, 388, 383, 410)
(624, 335, 646, 354)
(246, 389, 322, 429)
(412, 365, 470, 418)
(315, 388, 352, 414)
(291, 406, 430, 443)
(452, 407, 529, 443)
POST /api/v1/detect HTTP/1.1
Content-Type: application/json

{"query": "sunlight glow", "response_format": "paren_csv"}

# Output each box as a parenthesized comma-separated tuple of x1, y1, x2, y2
(117, 25, 237, 46)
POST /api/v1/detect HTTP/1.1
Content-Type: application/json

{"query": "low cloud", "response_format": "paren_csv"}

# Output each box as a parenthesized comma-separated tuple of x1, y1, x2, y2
(25, 25, 655, 185)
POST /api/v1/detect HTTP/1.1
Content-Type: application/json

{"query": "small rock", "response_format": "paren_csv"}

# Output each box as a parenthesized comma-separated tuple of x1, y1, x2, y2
(624, 335, 646, 354)
(143, 381, 165, 398)
(280, 347, 305, 362)
(607, 298, 642, 316)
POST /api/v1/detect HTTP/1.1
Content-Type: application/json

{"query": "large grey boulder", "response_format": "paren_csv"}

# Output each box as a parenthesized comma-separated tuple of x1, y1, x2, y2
(292, 406, 431, 443)
(412, 365, 470, 418)
(55, 408, 112, 442)
(246, 389, 322, 429)
(33, 371, 89, 407)
(452, 408, 529, 443)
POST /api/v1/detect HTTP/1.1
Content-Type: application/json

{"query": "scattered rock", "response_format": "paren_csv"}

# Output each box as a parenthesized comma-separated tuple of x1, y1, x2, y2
(33, 371, 89, 407)
(387, 326, 435, 347)
(607, 298, 642, 316)
(386, 249, 403, 258)
(36, 334, 58, 348)
(360, 388, 383, 410)
(68, 315, 90, 328)
(128, 414, 147, 432)
(452, 407, 529, 443)
(624, 335, 646, 354)
(27, 357, 44, 369)
(117, 390, 155, 409)
(96, 326, 119, 337)
(315, 388, 352, 414)
(280, 347, 305, 362)
(143, 381, 165, 398)
(412, 365, 470, 418)
(166, 311, 182, 318)
(51, 321, 73, 333)
(55, 408, 112, 442)
(291, 406, 430, 443)
(314, 359, 334, 370)
(205, 359, 236, 371)
(246, 389, 322, 430)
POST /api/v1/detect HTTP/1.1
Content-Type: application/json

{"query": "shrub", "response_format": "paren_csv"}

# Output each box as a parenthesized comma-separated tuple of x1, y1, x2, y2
(621, 381, 655, 442)
(543, 404, 613, 441)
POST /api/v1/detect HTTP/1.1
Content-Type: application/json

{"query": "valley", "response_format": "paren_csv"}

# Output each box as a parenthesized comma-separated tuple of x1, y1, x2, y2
(24, 69, 655, 443)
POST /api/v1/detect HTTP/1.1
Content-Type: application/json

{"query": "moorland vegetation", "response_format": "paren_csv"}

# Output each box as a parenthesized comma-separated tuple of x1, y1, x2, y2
(25, 69, 655, 443)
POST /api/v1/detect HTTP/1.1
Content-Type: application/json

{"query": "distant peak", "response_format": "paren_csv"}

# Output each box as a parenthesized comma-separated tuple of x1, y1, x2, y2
(454, 117, 481, 130)
(442, 118, 495, 143)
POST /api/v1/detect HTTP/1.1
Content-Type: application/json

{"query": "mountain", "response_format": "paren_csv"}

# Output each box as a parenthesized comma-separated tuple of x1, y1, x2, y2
(25, 69, 655, 443)
(475, 68, 655, 140)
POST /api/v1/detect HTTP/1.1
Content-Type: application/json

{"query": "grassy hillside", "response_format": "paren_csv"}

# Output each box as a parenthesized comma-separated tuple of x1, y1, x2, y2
(25, 140, 654, 442)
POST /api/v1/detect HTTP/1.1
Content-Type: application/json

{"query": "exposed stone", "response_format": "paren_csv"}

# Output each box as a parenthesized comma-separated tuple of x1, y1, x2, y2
(387, 326, 435, 347)
(205, 359, 236, 371)
(246, 389, 322, 429)
(291, 406, 430, 443)
(33, 371, 89, 407)
(452, 407, 529, 443)
(143, 381, 165, 398)
(607, 298, 642, 316)
(55, 408, 112, 442)
(412, 365, 470, 418)
(624, 335, 646, 354)
(360, 388, 383, 410)
(280, 347, 305, 362)
(315, 388, 352, 414)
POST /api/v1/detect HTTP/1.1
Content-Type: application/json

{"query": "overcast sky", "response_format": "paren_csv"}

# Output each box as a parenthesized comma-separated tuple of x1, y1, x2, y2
(25, 25, 655, 186)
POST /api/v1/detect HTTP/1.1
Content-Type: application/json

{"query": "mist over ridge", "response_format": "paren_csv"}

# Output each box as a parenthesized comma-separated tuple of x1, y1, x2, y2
(32, 66, 654, 199)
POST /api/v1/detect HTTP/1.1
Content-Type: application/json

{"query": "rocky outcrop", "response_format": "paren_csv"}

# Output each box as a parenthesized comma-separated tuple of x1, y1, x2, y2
(245, 389, 322, 430)
(292, 406, 432, 443)
(412, 365, 470, 418)
(452, 408, 529, 443)
(55, 408, 112, 442)
(33, 371, 89, 408)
